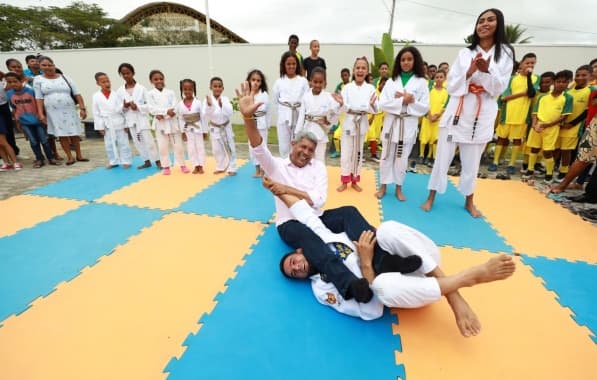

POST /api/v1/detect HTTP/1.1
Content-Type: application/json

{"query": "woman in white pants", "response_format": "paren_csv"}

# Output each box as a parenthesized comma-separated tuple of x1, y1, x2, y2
(421, 8, 514, 217)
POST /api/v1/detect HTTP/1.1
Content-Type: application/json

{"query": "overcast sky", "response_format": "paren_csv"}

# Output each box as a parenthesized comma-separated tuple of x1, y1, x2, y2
(7, 0, 597, 44)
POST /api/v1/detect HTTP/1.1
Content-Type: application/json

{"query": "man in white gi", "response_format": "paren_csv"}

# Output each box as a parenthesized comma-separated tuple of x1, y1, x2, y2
(272, 186, 516, 337)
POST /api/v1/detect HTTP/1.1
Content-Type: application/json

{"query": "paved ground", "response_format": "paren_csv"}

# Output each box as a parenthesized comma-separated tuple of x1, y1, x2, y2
(2, 132, 595, 223)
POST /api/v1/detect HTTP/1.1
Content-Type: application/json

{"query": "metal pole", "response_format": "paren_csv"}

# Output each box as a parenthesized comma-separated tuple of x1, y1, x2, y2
(388, 0, 396, 37)
(205, 0, 213, 77)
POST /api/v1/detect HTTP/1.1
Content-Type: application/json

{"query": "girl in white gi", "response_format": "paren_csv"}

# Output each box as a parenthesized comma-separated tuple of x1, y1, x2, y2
(246, 69, 270, 177)
(337, 57, 378, 192)
(295, 67, 343, 164)
(204, 77, 237, 176)
(177, 79, 207, 174)
(146, 70, 189, 176)
(92, 72, 132, 169)
(421, 8, 514, 217)
(273, 51, 309, 158)
(117, 63, 160, 170)
(375, 47, 430, 201)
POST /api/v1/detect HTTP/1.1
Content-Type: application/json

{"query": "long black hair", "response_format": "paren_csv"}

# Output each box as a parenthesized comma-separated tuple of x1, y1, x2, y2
(179, 79, 197, 98)
(246, 69, 268, 92)
(467, 8, 515, 64)
(279, 51, 302, 78)
(391, 46, 426, 79)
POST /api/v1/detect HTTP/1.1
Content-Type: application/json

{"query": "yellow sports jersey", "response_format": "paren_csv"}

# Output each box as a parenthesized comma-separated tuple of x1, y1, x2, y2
(564, 86, 592, 125)
(428, 86, 449, 116)
(500, 74, 538, 124)
(533, 92, 573, 124)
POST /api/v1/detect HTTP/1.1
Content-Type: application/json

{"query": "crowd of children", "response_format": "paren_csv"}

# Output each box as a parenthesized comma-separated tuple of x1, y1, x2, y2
(1, 39, 595, 211)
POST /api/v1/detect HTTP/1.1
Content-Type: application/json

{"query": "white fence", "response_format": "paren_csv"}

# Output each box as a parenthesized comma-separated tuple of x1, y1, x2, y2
(2, 43, 595, 123)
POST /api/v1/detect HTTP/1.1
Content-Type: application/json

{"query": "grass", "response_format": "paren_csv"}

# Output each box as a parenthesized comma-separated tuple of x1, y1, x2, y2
(232, 124, 278, 145)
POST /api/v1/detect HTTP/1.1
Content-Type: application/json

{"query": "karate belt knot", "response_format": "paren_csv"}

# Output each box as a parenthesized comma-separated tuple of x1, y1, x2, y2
(279, 101, 301, 136)
(453, 83, 486, 140)
(209, 119, 233, 170)
(347, 109, 368, 174)
(183, 112, 202, 132)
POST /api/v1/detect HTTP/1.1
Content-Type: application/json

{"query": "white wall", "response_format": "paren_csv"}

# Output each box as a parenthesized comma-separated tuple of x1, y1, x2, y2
(2, 43, 595, 123)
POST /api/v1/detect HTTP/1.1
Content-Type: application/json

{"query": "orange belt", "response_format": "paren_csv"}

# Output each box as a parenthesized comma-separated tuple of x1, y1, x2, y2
(453, 83, 486, 139)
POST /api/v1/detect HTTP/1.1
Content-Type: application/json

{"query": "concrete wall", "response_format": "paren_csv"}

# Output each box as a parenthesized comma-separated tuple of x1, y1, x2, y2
(2, 43, 595, 123)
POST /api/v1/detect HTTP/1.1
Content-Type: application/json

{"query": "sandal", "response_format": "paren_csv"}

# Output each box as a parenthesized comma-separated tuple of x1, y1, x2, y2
(33, 161, 43, 168)
(76, 157, 90, 162)
(496, 173, 510, 180)
(66, 160, 76, 166)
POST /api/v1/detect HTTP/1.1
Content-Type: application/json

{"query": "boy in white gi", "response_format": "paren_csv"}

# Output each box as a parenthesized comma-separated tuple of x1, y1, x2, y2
(117, 63, 160, 170)
(92, 72, 132, 169)
(204, 77, 237, 175)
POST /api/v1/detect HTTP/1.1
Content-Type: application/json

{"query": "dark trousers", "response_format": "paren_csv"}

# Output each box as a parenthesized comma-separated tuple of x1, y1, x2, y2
(585, 169, 596, 201)
(0, 103, 19, 156)
(277, 205, 387, 298)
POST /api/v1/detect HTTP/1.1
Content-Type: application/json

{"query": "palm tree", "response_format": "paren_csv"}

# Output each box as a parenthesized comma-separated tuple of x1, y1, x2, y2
(464, 24, 533, 44)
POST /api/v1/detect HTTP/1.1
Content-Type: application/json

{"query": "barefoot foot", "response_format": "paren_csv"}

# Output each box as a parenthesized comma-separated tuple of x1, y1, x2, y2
(395, 188, 406, 201)
(336, 183, 347, 192)
(374, 190, 386, 199)
(472, 254, 516, 284)
(449, 296, 482, 337)
(421, 199, 433, 212)
(351, 182, 362, 192)
(465, 203, 482, 218)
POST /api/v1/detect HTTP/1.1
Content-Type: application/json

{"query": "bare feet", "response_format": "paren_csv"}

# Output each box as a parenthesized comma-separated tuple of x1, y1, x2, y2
(213, 170, 225, 175)
(374, 190, 385, 199)
(351, 182, 362, 192)
(395, 187, 406, 201)
(449, 295, 482, 337)
(470, 254, 516, 285)
(123, 164, 131, 169)
(105, 164, 118, 169)
(227, 171, 237, 176)
(465, 203, 482, 218)
(421, 198, 433, 212)
(336, 183, 347, 192)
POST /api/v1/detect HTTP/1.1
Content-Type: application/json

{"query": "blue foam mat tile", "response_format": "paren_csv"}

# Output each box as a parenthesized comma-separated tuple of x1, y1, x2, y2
(521, 255, 597, 344)
(165, 225, 402, 379)
(0, 203, 164, 324)
(28, 156, 156, 201)
(379, 173, 512, 252)
(177, 162, 275, 222)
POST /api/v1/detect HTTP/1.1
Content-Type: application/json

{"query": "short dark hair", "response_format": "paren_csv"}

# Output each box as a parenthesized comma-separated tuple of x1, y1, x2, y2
(520, 52, 536, 62)
(288, 34, 299, 43)
(210, 76, 223, 86)
(428, 64, 437, 70)
(590, 58, 597, 66)
(555, 70, 571, 80)
(378, 62, 389, 68)
(541, 71, 556, 80)
(438, 62, 449, 68)
(310, 66, 326, 81)
(5, 58, 19, 69)
(148, 69, 164, 81)
(25, 55, 37, 63)
(577, 64, 592, 73)
(4, 71, 21, 80)
(94, 72, 107, 81)
(37, 56, 54, 65)
(279, 252, 294, 279)
(340, 68, 350, 75)
(118, 62, 135, 75)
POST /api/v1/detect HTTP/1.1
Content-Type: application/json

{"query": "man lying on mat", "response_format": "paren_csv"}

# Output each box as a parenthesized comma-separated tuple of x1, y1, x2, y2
(267, 183, 516, 337)
(238, 81, 416, 304)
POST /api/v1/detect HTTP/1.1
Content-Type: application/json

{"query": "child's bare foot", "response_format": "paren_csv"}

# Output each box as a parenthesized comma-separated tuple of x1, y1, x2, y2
(227, 171, 237, 176)
(351, 182, 362, 192)
(106, 164, 118, 169)
(213, 170, 225, 174)
(336, 183, 347, 192)
(123, 164, 131, 169)
(465, 203, 482, 218)
(374, 190, 385, 199)
(472, 254, 516, 284)
(395, 187, 406, 201)
(421, 199, 434, 212)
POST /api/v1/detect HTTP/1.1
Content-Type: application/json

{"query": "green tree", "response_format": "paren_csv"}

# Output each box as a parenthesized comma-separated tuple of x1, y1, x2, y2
(371, 33, 395, 78)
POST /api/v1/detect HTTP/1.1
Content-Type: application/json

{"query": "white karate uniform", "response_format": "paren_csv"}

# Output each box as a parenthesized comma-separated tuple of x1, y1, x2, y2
(146, 87, 185, 168)
(290, 200, 442, 319)
(249, 91, 270, 166)
(296, 90, 341, 163)
(204, 94, 236, 173)
(177, 98, 207, 167)
(92, 90, 133, 166)
(339, 81, 377, 182)
(273, 75, 309, 158)
(116, 83, 158, 162)
(379, 76, 429, 185)
(428, 45, 513, 195)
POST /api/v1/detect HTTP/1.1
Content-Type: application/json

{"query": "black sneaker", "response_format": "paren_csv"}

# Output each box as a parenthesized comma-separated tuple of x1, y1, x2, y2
(555, 172, 566, 183)
(544, 174, 554, 184)
(534, 163, 546, 174)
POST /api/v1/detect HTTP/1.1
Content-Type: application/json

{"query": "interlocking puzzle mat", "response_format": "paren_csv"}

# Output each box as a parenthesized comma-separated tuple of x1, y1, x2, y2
(0, 162, 595, 380)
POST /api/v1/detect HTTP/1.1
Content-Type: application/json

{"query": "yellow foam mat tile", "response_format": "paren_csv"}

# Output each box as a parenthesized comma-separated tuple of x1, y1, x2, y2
(471, 179, 597, 262)
(97, 158, 246, 210)
(394, 247, 597, 379)
(0, 213, 266, 380)
(0, 195, 85, 238)
(325, 167, 381, 226)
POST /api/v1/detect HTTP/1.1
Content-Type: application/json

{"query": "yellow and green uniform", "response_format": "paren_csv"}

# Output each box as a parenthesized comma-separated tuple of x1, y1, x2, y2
(522, 89, 550, 158)
(527, 92, 573, 175)
(420, 86, 449, 148)
(558, 85, 595, 150)
(496, 73, 538, 140)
